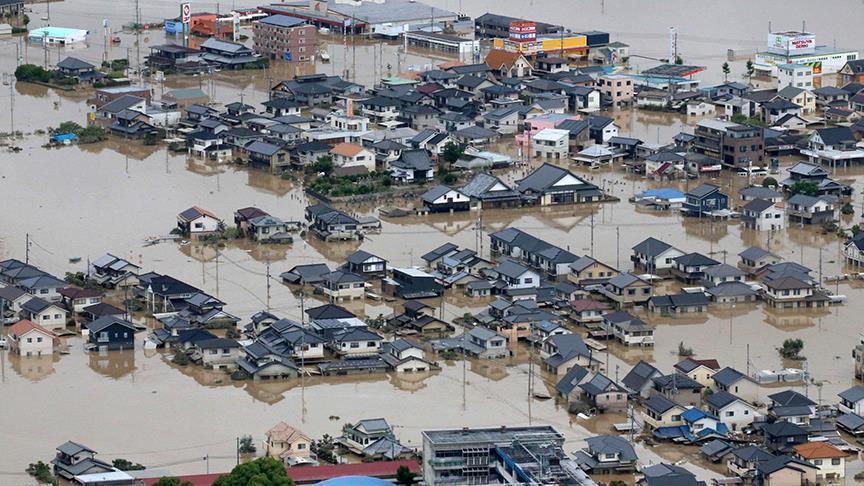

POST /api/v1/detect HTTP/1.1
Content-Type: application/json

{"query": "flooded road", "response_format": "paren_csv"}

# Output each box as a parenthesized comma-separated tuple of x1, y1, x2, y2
(2, 0, 864, 481)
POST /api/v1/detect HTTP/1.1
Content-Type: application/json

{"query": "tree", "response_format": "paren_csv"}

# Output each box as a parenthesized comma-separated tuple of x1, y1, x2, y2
(721, 62, 731, 82)
(440, 141, 466, 165)
(395, 465, 417, 485)
(674, 55, 683, 65)
(306, 156, 334, 176)
(113, 458, 146, 471)
(311, 434, 337, 464)
(789, 180, 819, 197)
(212, 457, 294, 486)
(14, 64, 51, 83)
(53, 121, 84, 135)
(761, 176, 778, 188)
(153, 477, 194, 486)
(78, 125, 107, 143)
(842, 202, 854, 215)
(677, 341, 694, 357)
(239, 435, 257, 454)
(745, 59, 755, 84)
(22, 14, 30, 26)
(779, 338, 804, 360)
(26, 461, 55, 484)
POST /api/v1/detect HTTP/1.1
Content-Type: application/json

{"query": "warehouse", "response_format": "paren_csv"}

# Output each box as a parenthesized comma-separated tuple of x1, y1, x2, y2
(28, 26, 88, 45)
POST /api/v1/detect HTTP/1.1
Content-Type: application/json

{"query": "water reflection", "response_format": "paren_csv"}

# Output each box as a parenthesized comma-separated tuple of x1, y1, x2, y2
(8, 353, 59, 382)
(88, 349, 136, 379)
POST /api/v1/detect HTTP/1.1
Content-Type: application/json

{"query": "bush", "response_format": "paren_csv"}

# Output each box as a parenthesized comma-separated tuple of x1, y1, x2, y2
(152, 478, 194, 486)
(779, 338, 804, 360)
(842, 202, 854, 215)
(213, 457, 293, 486)
(761, 177, 777, 188)
(678, 341, 694, 357)
(789, 181, 819, 196)
(15, 64, 51, 83)
(113, 458, 146, 471)
(312, 434, 337, 464)
(172, 352, 191, 366)
(78, 126, 107, 144)
(26, 461, 55, 484)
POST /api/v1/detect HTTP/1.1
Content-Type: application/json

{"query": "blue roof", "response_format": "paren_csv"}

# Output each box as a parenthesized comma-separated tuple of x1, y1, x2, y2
(638, 188, 684, 200)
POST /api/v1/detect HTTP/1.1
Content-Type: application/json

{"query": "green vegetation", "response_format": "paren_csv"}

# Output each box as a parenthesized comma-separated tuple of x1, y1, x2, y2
(26, 461, 55, 484)
(779, 338, 804, 360)
(172, 352, 191, 366)
(152, 478, 194, 486)
(238, 435, 257, 454)
(761, 176, 777, 188)
(842, 202, 854, 215)
(308, 170, 393, 198)
(721, 62, 731, 81)
(439, 350, 458, 360)
(113, 458, 146, 471)
(788, 180, 820, 197)
(440, 141, 466, 165)
(213, 457, 294, 486)
(745, 59, 755, 84)
(305, 156, 334, 176)
(15, 64, 51, 83)
(144, 129, 167, 146)
(396, 465, 418, 485)
(50, 121, 108, 144)
(730, 113, 767, 127)
(312, 434, 337, 464)
(677, 341, 694, 357)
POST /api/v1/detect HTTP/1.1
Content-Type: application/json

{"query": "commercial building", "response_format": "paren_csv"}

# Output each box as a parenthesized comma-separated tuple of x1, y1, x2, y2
(258, 0, 458, 37)
(404, 31, 480, 62)
(474, 13, 562, 39)
(754, 31, 859, 77)
(28, 26, 88, 45)
(693, 119, 764, 169)
(421, 426, 596, 485)
(253, 14, 317, 62)
(491, 21, 590, 58)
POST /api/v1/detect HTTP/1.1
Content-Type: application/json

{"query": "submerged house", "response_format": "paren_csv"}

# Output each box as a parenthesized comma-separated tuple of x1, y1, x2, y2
(515, 163, 605, 205)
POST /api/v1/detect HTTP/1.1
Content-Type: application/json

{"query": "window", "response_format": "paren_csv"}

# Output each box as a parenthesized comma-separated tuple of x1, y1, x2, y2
(27, 337, 32, 343)
(350, 342, 359, 348)
(366, 341, 377, 347)
(832, 458, 841, 465)
(37, 337, 43, 343)
(725, 411, 734, 417)
(813, 459, 822, 465)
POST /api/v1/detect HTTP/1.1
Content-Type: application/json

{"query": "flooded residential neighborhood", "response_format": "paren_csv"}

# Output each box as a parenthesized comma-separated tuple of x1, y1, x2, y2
(2, 0, 864, 485)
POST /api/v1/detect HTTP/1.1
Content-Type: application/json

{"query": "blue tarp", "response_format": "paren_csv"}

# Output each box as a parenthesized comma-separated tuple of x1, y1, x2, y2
(51, 133, 78, 142)
(638, 188, 684, 201)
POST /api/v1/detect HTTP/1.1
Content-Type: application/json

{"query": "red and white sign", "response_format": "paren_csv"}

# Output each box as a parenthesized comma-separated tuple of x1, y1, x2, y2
(181, 3, 191, 24)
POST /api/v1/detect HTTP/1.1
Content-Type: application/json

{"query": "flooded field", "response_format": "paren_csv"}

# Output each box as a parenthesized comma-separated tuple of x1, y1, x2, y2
(3, 0, 864, 481)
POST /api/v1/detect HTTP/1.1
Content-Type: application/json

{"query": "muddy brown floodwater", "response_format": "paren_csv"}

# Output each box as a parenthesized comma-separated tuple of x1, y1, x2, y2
(2, 0, 864, 481)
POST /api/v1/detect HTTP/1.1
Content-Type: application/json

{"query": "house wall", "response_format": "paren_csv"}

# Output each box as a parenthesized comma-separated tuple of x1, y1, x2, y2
(810, 457, 844, 481)
(338, 340, 381, 356)
(716, 379, 762, 404)
(764, 467, 816, 486)
(201, 347, 239, 370)
(188, 215, 222, 233)
(714, 402, 759, 431)
(34, 308, 67, 331)
(12, 330, 54, 356)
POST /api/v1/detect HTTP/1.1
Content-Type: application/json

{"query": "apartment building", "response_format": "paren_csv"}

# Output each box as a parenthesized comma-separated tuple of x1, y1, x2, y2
(253, 15, 317, 62)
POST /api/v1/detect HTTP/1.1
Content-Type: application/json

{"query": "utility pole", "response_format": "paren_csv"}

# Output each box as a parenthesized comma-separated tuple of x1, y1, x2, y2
(265, 259, 271, 311)
(616, 226, 620, 270)
(236, 437, 240, 466)
(9, 75, 14, 135)
(25, 233, 30, 264)
(589, 211, 595, 258)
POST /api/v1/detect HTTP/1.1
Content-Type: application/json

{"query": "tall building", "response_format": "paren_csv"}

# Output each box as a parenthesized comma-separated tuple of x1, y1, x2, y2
(694, 119, 764, 169)
(253, 14, 317, 62)
(421, 426, 597, 485)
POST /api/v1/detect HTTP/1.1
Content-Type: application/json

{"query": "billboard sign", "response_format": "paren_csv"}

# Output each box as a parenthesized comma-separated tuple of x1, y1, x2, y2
(181, 3, 191, 24)
(767, 32, 816, 55)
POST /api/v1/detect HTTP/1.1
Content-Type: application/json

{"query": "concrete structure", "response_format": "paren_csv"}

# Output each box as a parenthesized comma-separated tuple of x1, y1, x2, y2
(28, 26, 88, 45)
(597, 74, 634, 107)
(253, 15, 317, 62)
(531, 128, 569, 160)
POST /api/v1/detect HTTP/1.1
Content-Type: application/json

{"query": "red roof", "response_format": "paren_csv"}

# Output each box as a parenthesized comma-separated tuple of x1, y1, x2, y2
(9, 319, 59, 343)
(140, 460, 420, 486)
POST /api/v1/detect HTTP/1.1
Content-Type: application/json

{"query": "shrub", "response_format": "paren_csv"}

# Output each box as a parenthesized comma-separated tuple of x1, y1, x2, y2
(15, 64, 51, 83)
(779, 338, 804, 360)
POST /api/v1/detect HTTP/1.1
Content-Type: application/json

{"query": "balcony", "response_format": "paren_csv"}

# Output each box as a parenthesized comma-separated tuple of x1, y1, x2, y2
(429, 457, 466, 468)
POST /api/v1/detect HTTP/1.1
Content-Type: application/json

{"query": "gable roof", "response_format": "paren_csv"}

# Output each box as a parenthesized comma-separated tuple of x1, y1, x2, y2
(632, 237, 677, 257)
(839, 385, 864, 404)
(9, 319, 58, 340)
(485, 49, 526, 71)
(622, 360, 660, 392)
(57, 56, 95, 70)
(705, 390, 744, 410)
(644, 394, 682, 414)
(86, 315, 136, 334)
(554, 364, 589, 396)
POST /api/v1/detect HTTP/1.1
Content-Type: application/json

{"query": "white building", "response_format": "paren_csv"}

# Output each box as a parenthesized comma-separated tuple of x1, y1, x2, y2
(754, 31, 859, 77)
(777, 63, 814, 89)
(8, 319, 58, 356)
(532, 128, 570, 160)
(742, 199, 786, 231)
(28, 26, 88, 45)
(329, 143, 376, 171)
